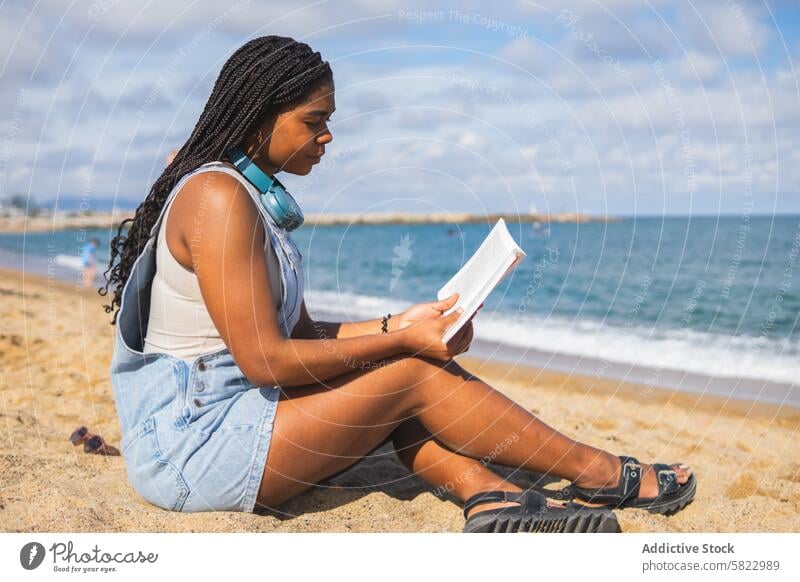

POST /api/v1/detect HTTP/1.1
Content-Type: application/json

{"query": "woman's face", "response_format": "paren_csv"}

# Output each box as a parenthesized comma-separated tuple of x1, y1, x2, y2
(245, 81, 335, 176)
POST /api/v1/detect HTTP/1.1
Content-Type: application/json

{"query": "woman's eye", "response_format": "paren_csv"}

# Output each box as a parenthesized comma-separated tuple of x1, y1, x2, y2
(306, 117, 331, 126)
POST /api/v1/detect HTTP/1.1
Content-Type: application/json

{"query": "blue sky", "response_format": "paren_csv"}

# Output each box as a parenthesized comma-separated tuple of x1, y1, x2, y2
(1, 0, 799, 216)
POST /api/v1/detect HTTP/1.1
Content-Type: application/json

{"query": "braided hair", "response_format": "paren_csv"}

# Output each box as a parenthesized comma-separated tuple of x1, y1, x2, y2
(99, 35, 332, 325)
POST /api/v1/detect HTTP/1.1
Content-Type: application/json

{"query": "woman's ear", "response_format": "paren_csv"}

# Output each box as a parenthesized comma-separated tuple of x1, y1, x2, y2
(245, 116, 275, 159)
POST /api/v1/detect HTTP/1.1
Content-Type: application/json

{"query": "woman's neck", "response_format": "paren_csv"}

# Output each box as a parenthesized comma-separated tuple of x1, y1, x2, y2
(243, 145, 278, 177)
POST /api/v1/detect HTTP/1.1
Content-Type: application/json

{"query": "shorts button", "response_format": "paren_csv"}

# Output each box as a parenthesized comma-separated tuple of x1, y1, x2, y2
(198, 361, 206, 372)
(193, 398, 202, 407)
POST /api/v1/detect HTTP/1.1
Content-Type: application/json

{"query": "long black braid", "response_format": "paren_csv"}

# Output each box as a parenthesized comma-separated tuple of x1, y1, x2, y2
(99, 35, 332, 325)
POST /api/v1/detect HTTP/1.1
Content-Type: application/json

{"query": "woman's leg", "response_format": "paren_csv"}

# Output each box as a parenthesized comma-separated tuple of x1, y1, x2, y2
(256, 355, 691, 510)
(389, 417, 562, 517)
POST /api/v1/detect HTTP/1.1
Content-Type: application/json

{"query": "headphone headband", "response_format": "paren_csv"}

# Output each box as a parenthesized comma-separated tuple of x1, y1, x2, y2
(227, 148, 304, 231)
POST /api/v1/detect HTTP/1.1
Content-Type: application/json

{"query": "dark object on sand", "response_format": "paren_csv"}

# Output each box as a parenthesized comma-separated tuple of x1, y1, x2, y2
(69, 426, 121, 456)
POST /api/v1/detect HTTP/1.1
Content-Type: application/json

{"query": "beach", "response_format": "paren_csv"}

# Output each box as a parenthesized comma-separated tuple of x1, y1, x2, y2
(1, 265, 797, 533)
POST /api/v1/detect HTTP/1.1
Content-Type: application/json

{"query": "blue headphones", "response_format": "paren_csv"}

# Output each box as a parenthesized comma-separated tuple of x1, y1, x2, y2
(227, 148, 304, 231)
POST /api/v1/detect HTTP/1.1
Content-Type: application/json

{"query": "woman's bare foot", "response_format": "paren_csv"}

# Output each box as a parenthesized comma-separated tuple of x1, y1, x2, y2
(571, 454, 693, 507)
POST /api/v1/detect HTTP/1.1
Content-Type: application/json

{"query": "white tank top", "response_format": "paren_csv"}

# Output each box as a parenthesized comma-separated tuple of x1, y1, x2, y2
(142, 167, 283, 364)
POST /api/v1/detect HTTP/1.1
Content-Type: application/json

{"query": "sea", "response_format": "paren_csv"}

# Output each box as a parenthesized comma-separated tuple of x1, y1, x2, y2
(1, 215, 797, 407)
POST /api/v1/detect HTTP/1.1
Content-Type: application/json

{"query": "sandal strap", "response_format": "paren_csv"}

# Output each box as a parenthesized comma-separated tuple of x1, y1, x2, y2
(462, 489, 546, 519)
(652, 463, 681, 496)
(572, 455, 642, 505)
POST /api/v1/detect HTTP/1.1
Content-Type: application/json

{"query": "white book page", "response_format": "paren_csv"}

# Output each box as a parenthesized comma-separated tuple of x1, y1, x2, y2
(436, 218, 527, 344)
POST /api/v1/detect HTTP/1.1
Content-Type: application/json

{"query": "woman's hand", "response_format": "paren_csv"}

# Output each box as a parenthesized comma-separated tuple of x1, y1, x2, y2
(395, 292, 460, 330)
(399, 294, 482, 361)
(395, 293, 485, 331)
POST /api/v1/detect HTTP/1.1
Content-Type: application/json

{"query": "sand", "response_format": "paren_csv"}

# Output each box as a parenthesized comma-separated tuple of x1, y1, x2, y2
(0, 266, 798, 533)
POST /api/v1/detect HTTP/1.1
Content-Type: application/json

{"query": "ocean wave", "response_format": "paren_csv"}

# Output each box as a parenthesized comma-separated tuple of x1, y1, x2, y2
(305, 289, 800, 386)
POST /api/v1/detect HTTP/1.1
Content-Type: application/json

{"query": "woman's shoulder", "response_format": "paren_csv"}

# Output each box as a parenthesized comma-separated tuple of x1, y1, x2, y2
(180, 161, 248, 193)
(177, 163, 259, 210)
(169, 164, 267, 250)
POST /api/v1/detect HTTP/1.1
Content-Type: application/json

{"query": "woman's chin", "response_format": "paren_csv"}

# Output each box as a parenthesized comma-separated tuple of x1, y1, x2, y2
(284, 163, 314, 176)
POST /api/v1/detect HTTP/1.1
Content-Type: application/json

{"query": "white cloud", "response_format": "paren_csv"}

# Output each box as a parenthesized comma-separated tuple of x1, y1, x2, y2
(1, 0, 797, 214)
(677, 0, 771, 57)
(495, 37, 550, 74)
(674, 50, 723, 82)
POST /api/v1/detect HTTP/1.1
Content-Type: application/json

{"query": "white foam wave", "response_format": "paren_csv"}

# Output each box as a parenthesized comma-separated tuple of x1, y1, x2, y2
(306, 289, 800, 386)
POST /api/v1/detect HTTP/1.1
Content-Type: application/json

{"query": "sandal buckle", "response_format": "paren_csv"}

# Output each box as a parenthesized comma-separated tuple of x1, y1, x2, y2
(656, 468, 679, 494)
(620, 459, 642, 501)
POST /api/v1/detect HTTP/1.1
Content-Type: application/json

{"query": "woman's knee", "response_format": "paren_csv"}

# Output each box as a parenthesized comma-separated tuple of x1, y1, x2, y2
(354, 355, 432, 413)
(363, 354, 467, 416)
(391, 355, 468, 413)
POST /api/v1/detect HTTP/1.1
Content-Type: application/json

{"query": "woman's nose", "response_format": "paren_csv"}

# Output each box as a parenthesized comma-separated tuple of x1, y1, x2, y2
(316, 129, 333, 145)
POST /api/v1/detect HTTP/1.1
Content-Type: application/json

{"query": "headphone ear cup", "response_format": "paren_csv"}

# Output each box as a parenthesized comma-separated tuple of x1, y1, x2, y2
(259, 192, 279, 222)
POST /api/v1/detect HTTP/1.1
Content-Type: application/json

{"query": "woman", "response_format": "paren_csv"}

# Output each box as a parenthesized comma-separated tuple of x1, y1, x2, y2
(101, 36, 695, 533)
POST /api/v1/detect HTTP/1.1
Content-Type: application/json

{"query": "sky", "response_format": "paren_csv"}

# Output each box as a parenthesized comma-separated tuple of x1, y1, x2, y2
(0, 0, 799, 216)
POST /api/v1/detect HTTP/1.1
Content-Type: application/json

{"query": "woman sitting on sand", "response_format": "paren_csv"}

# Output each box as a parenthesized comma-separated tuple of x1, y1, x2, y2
(100, 35, 695, 533)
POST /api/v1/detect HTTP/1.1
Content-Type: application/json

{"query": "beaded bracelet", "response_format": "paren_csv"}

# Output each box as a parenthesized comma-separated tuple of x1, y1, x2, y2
(381, 313, 392, 333)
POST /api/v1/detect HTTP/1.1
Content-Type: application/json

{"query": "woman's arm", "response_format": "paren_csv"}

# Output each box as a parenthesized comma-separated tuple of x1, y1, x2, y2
(182, 172, 462, 389)
(293, 294, 467, 341)
(291, 301, 400, 340)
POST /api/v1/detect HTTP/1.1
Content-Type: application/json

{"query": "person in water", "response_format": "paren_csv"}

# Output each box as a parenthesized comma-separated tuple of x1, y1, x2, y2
(100, 36, 695, 533)
(80, 237, 100, 290)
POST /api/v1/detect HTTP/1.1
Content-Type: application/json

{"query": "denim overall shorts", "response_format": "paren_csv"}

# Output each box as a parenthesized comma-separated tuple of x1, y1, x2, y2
(109, 161, 304, 513)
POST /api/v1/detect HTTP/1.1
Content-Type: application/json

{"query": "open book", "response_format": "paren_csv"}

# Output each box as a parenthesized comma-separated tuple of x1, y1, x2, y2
(437, 218, 527, 344)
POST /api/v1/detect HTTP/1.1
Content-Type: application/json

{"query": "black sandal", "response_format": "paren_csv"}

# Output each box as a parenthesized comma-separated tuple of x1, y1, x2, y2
(570, 455, 696, 515)
(462, 489, 621, 533)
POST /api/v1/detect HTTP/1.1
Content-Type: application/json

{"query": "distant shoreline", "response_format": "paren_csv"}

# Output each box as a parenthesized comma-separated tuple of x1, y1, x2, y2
(0, 210, 616, 233)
